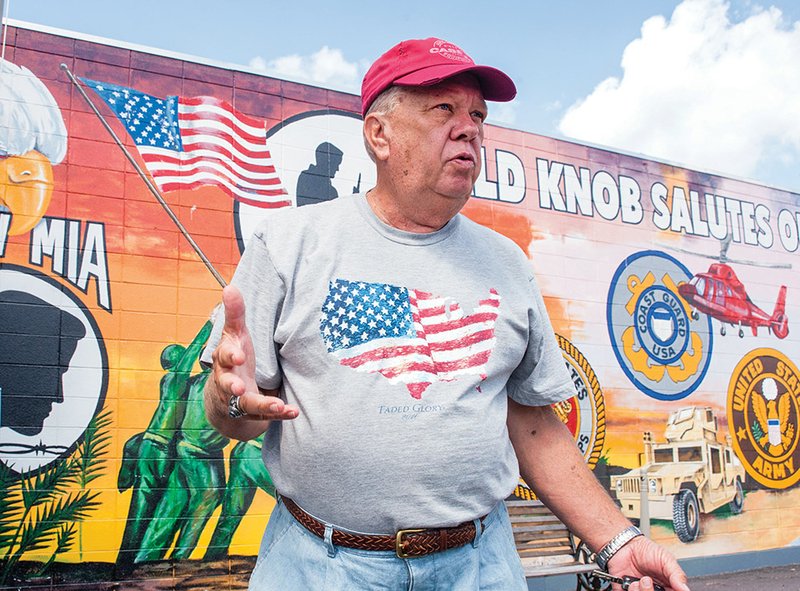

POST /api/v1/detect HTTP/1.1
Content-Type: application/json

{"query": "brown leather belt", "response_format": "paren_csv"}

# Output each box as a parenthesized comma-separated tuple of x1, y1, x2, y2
(282, 496, 484, 558)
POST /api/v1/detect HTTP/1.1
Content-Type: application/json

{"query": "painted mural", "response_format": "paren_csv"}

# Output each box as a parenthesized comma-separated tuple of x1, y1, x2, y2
(0, 22, 798, 587)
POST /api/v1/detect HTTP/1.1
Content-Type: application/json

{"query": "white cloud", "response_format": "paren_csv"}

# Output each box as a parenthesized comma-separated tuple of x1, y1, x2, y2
(489, 100, 519, 126)
(248, 46, 366, 94)
(558, 0, 800, 186)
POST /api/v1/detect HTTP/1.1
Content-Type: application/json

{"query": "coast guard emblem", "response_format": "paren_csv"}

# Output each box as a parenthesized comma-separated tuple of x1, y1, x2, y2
(607, 251, 713, 400)
(728, 349, 800, 489)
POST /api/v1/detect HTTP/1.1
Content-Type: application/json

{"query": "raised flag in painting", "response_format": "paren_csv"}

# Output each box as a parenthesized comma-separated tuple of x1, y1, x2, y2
(320, 279, 500, 399)
(81, 78, 289, 208)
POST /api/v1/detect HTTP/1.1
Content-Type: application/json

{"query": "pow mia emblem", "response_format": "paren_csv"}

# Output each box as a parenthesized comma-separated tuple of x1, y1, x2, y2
(0, 265, 107, 475)
(728, 349, 800, 489)
(234, 110, 375, 252)
(607, 250, 713, 401)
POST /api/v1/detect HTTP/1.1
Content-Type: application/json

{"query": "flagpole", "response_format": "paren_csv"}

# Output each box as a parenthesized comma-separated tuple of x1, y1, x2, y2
(60, 63, 227, 288)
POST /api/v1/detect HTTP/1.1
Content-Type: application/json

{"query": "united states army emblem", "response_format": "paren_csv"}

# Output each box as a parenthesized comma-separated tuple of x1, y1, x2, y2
(728, 349, 800, 489)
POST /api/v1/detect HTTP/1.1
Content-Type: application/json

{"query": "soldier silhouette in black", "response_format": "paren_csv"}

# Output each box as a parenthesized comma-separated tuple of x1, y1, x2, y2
(295, 142, 344, 207)
(0, 290, 85, 436)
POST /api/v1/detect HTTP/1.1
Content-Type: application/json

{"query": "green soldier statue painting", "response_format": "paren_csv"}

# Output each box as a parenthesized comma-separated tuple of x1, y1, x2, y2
(116, 321, 212, 566)
(205, 434, 276, 560)
(136, 368, 230, 561)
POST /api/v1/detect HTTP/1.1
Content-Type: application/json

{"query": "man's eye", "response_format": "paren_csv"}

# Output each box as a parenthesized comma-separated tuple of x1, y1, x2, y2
(472, 111, 486, 121)
(436, 104, 452, 112)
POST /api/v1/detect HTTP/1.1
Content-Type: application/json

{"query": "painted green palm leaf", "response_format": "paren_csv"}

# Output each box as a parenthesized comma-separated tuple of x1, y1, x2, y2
(0, 407, 112, 584)
(74, 409, 113, 487)
(19, 461, 78, 512)
(0, 468, 23, 549)
(35, 524, 77, 577)
(13, 491, 99, 560)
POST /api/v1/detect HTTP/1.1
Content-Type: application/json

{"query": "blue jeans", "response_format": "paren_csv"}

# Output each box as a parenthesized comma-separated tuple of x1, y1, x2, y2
(248, 498, 527, 591)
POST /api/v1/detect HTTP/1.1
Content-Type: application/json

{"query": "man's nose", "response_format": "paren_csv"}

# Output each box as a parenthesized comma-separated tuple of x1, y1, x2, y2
(450, 110, 481, 142)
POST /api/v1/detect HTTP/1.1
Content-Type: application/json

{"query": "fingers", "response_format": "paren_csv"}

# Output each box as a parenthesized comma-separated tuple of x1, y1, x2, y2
(213, 285, 249, 370)
(669, 572, 691, 591)
(213, 337, 245, 370)
(214, 364, 247, 397)
(623, 578, 650, 591)
(627, 576, 673, 591)
(222, 284, 247, 335)
(232, 391, 299, 421)
(214, 285, 298, 421)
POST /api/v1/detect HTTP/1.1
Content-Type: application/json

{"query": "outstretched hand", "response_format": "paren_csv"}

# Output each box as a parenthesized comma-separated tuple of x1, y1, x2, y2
(210, 285, 298, 422)
(607, 535, 690, 591)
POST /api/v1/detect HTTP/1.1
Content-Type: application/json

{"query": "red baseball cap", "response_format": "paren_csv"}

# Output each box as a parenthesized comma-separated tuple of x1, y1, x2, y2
(361, 38, 517, 116)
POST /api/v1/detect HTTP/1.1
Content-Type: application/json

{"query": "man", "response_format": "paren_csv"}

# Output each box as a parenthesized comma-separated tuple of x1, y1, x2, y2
(203, 38, 690, 591)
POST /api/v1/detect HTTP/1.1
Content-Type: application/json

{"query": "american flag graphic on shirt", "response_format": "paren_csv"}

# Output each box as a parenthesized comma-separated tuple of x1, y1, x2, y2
(81, 78, 289, 208)
(320, 279, 501, 399)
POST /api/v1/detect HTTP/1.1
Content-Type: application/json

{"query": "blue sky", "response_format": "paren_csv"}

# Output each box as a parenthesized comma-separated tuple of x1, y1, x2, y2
(6, 0, 800, 193)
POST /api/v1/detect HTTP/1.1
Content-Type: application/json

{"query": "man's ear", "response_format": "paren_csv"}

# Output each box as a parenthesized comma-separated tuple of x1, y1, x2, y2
(363, 113, 390, 161)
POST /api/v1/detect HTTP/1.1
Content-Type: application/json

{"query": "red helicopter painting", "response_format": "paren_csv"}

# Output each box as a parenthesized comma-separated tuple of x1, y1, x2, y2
(674, 238, 790, 339)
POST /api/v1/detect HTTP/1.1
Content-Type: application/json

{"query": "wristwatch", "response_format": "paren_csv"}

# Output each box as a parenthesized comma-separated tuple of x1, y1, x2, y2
(594, 525, 643, 571)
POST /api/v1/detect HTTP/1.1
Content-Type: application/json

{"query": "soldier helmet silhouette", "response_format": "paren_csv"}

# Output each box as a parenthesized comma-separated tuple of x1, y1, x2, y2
(0, 290, 85, 435)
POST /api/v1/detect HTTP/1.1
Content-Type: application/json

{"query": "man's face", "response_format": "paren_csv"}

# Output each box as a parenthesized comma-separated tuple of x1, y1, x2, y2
(383, 75, 487, 207)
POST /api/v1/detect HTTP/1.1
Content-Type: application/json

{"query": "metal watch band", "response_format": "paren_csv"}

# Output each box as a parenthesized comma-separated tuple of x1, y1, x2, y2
(595, 525, 643, 571)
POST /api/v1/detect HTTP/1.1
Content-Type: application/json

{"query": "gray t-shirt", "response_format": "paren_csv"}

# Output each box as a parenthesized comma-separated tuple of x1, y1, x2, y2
(203, 194, 573, 533)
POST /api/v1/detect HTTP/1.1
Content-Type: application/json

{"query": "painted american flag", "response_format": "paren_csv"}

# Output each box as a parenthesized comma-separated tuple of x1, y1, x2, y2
(320, 279, 501, 399)
(81, 78, 289, 208)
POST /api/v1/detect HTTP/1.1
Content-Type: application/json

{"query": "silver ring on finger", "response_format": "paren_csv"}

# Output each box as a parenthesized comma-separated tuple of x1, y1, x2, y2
(228, 394, 248, 419)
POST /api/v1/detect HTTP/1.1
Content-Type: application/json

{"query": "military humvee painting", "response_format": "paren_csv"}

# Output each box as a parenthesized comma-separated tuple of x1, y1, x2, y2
(611, 407, 745, 543)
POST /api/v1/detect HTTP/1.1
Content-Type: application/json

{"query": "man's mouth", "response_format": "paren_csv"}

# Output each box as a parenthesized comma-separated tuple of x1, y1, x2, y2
(449, 152, 476, 166)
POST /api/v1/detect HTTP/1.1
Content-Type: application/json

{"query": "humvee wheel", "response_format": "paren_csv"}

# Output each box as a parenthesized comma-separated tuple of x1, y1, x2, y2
(673, 489, 700, 543)
(729, 478, 744, 514)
